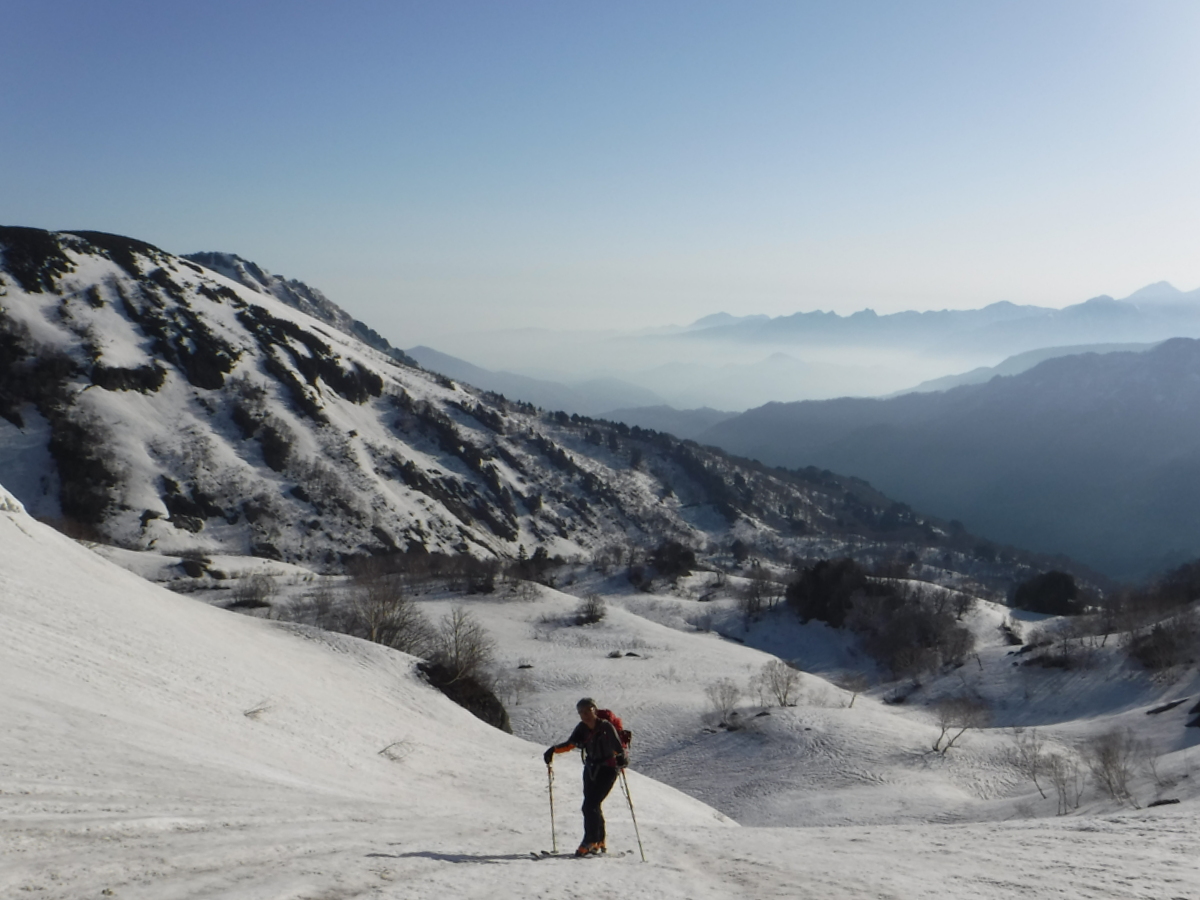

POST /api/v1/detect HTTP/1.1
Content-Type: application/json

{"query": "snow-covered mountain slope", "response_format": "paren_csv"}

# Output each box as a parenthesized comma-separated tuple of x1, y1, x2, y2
(0, 482, 725, 898)
(4, 485, 1198, 899)
(184, 250, 417, 366)
(0, 227, 1050, 586)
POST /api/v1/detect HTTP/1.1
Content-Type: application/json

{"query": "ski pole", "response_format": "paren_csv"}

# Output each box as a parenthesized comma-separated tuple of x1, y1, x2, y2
(547, 761, 558, 854)
(618, 768, 646, 862)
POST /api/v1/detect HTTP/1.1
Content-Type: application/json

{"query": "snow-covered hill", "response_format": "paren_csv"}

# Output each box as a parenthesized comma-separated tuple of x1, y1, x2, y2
(4, 484, 1198, 899)
(0, 227, 1053, 588)
(183, 250, 418, 367)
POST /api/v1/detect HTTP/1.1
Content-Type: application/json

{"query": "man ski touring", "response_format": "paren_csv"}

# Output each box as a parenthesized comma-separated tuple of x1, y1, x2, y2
(543, 697, 629, 856)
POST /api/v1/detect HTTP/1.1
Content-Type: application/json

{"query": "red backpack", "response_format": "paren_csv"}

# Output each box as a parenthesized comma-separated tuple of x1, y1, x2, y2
(596, 708, 632, 748)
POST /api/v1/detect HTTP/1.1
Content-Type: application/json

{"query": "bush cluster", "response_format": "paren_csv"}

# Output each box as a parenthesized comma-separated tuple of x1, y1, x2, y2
(786, 558, 974, 678)
(1011, 571, 1081, 616)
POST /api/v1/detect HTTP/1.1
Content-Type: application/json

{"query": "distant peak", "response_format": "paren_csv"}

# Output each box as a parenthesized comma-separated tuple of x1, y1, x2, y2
(1122, 281, 1184, 303)
(689, 312, 770, 329)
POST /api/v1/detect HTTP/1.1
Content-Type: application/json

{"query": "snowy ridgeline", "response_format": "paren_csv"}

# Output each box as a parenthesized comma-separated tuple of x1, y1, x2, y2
(3, 487, 1200, 899)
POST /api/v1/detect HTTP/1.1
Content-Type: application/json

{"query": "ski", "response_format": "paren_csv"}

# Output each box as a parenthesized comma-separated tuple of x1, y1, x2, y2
(531, 849, 629, 859)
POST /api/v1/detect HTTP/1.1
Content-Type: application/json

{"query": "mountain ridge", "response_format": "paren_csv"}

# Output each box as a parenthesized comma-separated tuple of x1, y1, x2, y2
(699, 340, 1200, 580)
(0, 226, 1068, 590)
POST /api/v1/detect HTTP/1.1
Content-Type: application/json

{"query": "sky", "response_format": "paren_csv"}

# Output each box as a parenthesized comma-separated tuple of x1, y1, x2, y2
(3, 1, 1200, 345)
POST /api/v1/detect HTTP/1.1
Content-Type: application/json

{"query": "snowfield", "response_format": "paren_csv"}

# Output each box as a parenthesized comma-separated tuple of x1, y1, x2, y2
(3, 483, 1199, 899)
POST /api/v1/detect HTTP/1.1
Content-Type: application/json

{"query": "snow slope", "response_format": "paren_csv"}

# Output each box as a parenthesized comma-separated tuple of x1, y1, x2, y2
(5, 485, 1198, 899)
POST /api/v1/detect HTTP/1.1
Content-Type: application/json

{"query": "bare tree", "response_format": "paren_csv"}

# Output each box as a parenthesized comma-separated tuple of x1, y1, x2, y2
(431, 606, 496, 684)
(509, 578, 539, 602)
(705, 678, 742, 723)
(231, 573, 276, 607)
(759, 659, 803, 707)
(1137, 737, 1168, 790)
(931, 696, 991, 754)
(351, 572, 433, 655)
(574, 592, 606, 625)
(1082, 728, 1141, 806)
(748, 670, 768, 707)
(1006, 727, 1048, 799)
(1047, 753, 1085, 815)
(837, 672, 870, 708)
(738, 566, 781, 621)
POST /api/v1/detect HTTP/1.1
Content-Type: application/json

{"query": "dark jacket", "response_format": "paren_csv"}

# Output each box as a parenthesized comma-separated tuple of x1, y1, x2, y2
(551, 719, 627, 771)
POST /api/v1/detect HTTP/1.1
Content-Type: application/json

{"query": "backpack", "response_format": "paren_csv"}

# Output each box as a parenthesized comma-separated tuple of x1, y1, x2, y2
(596, 708, 632, 748)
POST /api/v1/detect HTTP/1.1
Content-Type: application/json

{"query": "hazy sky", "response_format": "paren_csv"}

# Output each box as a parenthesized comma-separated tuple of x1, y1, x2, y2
(3, 1, 1199, 345)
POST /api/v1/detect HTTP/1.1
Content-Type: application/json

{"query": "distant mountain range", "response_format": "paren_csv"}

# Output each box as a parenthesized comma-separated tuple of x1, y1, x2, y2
(424, 282, 1200, 410)
(674, 283, 1200, 358)
(405, 345, 665, 416)
(698, 340, 1200, 580)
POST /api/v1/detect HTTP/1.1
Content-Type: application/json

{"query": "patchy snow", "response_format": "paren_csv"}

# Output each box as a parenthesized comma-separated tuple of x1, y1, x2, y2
(5, 491, 1198, 898)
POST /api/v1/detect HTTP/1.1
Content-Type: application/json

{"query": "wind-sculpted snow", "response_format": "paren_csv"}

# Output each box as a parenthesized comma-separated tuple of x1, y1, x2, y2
(0, 227, 1044, 586)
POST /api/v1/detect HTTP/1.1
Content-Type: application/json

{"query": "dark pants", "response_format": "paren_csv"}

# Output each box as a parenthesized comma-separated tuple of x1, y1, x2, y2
(581, 765, 619, 845)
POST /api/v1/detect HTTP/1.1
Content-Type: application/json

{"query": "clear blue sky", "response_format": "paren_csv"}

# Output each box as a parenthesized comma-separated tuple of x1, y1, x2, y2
(3, 1, 1199, 343)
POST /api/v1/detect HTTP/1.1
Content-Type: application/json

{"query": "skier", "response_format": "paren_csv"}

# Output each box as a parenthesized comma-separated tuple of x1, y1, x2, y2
(543, 697, 629, 856)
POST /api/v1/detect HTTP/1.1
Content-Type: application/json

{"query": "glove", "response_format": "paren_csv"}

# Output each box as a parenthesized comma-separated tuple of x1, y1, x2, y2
(616, 752, 629, 768)
(543, 746, 556, 765)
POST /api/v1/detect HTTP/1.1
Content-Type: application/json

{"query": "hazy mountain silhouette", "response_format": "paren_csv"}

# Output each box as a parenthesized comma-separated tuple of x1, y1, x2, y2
(890, 342, 1159, 395)
(406, 345, 665, 416)
(600, 405, 737, 441)
(700, 339, 1200, 580)
(671, 288, 1200, 359)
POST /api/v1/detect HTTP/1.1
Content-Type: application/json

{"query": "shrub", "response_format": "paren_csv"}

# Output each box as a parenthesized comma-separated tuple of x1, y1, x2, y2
(348, 569, 433, 656)
(418, 660, 511, 733)
(759, 659, 802, 707)
(228, 573, 276, 609)
(575, 593, 606, 625)
(786, 558, 872, 628)
(429, 606, 495, 685)
(48, 412, 123, 525)
(738, 566, 782, 620)
(786, 560, 975, 678)
(259, 417, 294, 472)
(1012, 571, 1081, 616)
(1082, 728, 1141, 806)
(1127, 610, 1199, 670)
(650, 540, 696, 580)
(705, 677, 742, 724)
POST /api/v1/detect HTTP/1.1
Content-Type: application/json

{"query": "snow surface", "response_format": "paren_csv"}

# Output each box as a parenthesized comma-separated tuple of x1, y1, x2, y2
(4, 489, 1200, 898)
